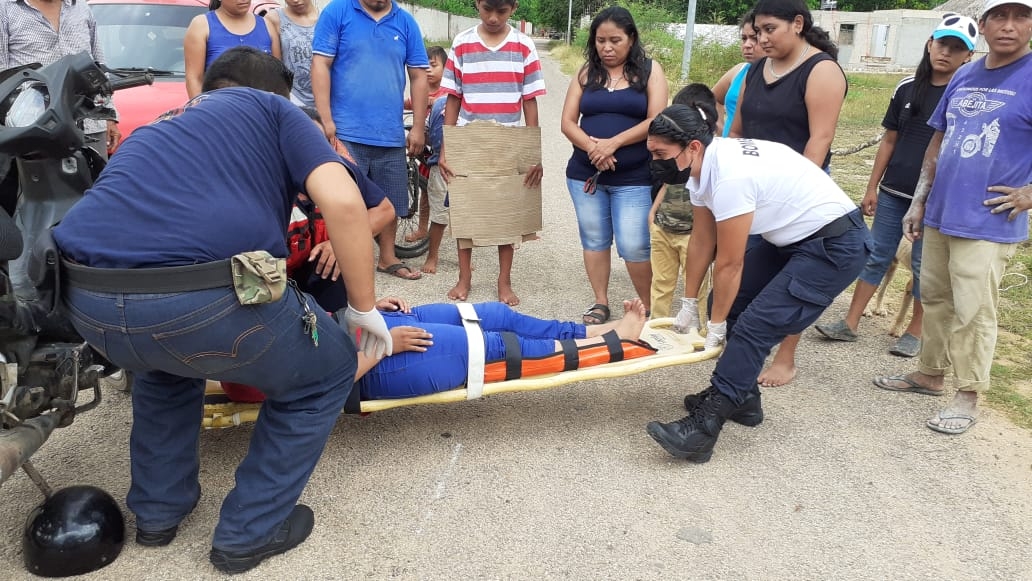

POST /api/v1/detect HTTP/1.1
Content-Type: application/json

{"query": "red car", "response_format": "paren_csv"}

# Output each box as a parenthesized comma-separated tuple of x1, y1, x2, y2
(90, 0, 280, 146)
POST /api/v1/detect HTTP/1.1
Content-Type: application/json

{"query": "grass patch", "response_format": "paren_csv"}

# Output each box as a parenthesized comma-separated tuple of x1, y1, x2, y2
(989, 240, 1032, 429)
(548, 40, 1032, 430)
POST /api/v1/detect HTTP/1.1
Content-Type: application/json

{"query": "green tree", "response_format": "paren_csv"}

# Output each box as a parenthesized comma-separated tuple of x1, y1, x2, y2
(531, 0, 591, 32)
(695, 0, 756, 24)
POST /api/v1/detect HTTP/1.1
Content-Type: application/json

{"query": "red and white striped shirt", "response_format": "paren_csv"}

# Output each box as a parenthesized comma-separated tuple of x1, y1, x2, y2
(441, 26, 546, 127)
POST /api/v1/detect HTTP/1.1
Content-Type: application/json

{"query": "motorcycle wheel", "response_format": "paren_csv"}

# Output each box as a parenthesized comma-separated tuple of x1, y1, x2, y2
(394, 157, 429, 259)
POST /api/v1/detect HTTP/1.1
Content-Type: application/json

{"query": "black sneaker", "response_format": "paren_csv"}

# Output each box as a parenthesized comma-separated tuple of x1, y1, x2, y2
(136, 525, 178, 547)
(648, 390, 738, 462)
(210, 505, 314, 575)
(683, 387, 764, 427)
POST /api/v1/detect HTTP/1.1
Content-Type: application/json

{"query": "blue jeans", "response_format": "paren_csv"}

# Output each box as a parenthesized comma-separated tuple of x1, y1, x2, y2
(64, 286, 357, 552)
(566, 179, 651, 262)
(857, 190, 923, 300)
(713, 211, 871, 404)
(359, 302, 585, 399)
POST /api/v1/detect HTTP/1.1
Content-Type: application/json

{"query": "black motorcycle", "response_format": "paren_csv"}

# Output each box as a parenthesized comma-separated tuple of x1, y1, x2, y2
(0, 53, 152, 494)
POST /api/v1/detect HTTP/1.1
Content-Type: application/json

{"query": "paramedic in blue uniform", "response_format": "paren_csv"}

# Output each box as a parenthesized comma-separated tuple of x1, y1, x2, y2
(53, 49, 392, 574)
(644, 102, 870, 463)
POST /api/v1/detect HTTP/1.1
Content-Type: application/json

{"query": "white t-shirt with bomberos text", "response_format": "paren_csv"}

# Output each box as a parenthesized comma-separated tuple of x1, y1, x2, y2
(686, 137, 856, 247)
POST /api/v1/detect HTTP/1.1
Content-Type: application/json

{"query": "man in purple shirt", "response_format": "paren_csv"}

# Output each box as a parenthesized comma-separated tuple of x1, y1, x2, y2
(874, 0, 1032, 435)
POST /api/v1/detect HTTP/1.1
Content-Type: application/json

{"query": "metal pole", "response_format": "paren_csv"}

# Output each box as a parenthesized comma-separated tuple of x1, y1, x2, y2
(567, 0, 573, 45)
(680, 0, 698, 80)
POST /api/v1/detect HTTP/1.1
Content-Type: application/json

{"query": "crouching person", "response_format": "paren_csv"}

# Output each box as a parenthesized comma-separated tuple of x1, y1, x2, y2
(53, 49, 391, 573)
(643, 101, 870, 463)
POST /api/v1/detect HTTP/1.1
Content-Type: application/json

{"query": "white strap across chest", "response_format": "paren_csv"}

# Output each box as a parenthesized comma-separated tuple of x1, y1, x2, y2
(456, 302, 485, 400)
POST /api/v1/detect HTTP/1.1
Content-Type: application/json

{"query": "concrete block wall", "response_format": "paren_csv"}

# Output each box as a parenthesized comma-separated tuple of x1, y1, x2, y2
(398, 3, 482, 42)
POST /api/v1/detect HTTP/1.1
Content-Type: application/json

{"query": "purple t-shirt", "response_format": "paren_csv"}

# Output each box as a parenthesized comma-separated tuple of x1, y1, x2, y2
(925, 52, 1032, 243)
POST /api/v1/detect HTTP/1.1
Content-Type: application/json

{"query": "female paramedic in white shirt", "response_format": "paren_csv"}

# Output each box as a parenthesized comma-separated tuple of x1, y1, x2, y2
(643, 102, 870, 463)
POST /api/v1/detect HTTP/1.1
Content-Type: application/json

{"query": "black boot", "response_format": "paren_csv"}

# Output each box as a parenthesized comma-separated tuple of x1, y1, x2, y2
(210, 505, 314, 574)
(683, 386, 764, 427)
(647, 390, 740, 462)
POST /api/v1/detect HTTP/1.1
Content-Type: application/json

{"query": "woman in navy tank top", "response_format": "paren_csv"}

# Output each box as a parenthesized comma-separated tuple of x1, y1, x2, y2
(184, 0, 280, 98)
(726, 0, 848, 389)
(561, 6, 669, 326)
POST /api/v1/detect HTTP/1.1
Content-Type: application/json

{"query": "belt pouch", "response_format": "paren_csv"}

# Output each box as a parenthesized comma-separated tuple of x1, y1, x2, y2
(230, 250, 286, 305)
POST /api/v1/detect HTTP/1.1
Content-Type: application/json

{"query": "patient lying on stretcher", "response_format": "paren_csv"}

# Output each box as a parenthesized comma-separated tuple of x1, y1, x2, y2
(222, 298, 653, 402)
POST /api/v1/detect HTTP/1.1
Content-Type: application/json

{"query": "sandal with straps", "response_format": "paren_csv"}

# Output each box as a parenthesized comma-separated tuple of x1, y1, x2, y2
(582, 303, 610, 325)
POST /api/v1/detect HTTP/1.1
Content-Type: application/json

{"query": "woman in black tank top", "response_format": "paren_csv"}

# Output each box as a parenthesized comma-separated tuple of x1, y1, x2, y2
(730, 0, 846, 170)
(726, 0, 848, 389)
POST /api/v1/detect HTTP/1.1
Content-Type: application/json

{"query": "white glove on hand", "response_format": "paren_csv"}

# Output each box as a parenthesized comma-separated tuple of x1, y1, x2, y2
(344, 304, 393, 360)
(673, 297, 701, 334)
(704, 320, 727, 350)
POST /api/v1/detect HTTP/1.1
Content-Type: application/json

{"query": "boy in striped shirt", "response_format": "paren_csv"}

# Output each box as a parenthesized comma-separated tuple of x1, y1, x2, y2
(439, 0, 546, 306)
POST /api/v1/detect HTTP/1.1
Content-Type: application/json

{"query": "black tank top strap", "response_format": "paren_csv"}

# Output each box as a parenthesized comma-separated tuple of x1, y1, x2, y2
(741, 51, 842, 169)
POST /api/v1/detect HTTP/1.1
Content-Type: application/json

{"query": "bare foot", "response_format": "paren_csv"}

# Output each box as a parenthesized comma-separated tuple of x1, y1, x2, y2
(613, 298, 647, 341)
(448, 280, 471, 301)
(927, 390, 979, 434)
(498, 282, 520, 306)
(758, 362, 797, 387)
(404, 229, 428, 243)
(421, 256, 439, 274)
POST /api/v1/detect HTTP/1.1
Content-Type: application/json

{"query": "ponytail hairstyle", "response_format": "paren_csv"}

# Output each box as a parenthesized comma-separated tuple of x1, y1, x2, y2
(649, 100, 718, 148)
(208, 0, 221, 10)
(752, 0, 838, 61)
(583, 6, 648, 92)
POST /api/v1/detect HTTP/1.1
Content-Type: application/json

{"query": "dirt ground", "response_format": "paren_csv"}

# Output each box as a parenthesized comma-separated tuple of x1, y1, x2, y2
(1, 45, 1030, 581)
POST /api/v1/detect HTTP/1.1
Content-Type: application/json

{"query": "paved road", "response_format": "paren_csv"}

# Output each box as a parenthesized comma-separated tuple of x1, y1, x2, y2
(2, 48, 1031, 581)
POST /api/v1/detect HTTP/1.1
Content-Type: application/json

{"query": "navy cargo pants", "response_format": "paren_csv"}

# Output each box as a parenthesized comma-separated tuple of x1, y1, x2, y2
(711, 210, 870, 404)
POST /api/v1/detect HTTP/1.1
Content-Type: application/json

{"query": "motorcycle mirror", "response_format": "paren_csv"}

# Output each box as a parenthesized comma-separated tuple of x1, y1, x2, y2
(4, 81, 49, 128)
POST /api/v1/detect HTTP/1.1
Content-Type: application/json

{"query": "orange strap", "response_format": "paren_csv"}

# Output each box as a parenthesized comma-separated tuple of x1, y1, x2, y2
(483, 331, 657, 384)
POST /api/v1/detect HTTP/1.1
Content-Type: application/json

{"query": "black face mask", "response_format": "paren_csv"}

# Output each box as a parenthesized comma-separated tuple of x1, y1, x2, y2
(650, 155, 692, 185)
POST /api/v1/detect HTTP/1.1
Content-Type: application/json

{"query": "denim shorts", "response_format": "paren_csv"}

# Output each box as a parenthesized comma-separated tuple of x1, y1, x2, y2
(342, 140, 410, 218)
(857, 190, 923, 300)
(566, 178, 651, 262)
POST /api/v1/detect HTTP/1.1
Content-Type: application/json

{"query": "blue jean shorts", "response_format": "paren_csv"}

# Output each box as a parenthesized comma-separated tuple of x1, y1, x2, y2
(343, 140, 410, 218)
(566, 178, 651, 262)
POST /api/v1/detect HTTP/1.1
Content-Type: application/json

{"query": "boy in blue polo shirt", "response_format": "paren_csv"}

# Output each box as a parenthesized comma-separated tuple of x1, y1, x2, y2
(311, 0, 429, 281)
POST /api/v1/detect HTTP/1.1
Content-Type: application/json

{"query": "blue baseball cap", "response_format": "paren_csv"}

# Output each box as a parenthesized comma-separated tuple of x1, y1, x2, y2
(933, 13, 978, 50)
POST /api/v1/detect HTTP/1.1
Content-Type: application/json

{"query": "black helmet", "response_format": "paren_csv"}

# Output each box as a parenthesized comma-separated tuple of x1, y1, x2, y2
(23, 485, 125, 577)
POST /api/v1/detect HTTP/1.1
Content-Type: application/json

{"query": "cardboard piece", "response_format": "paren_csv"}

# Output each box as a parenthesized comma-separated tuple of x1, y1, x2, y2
(443, 123, 542, 248)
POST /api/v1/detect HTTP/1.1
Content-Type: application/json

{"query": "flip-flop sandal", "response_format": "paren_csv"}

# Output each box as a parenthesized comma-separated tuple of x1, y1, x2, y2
(926, 411, 978, 435)
(377, 263, 422, 280)
(872, 374, 944, 396)
(582, 303, 610, 325)
(889, 333, 921, 357)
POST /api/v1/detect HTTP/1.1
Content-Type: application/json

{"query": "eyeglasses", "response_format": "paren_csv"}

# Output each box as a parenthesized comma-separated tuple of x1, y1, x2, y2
(583, 170, 602, 194)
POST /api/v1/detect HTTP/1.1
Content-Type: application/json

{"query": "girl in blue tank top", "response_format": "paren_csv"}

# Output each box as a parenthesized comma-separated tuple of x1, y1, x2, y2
(184, 0, 280, 98)
(711, 11, 759, 137)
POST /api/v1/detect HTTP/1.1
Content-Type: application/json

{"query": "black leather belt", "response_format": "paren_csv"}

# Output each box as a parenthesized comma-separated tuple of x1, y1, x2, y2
(797, 209, 862, 245)
(62, 257, 233, 293)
